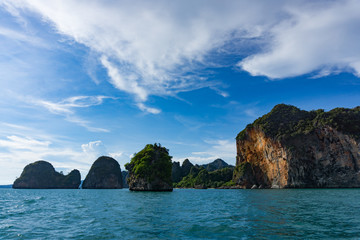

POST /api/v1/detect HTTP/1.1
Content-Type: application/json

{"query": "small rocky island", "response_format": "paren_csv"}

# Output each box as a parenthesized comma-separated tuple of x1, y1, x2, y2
(234, 104, 360, 188)
(125, 143, 173, 191)
(82, 156, 123, 189)
(13, 160, 80, 189)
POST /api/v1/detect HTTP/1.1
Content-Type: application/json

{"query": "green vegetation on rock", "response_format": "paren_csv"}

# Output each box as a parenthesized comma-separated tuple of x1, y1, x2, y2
(125, 143, 173, 190)
(236, 104, 360, 141)
(175, 166, 234, 188)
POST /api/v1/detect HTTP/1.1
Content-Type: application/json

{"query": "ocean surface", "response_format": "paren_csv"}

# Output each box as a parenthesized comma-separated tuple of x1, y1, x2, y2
(1, 189, 360, 239)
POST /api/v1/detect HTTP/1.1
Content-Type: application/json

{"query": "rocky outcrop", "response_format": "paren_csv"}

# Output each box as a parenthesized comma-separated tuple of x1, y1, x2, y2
(13, 161, 81, 189)
(202, 158, 233, 172)
(82, 156, 123, 189)
(171, 161, 183, 183)
(172, 159, 194, 183)
(235, 104, 360, 188)
(126, 143, 173, 191)
(181, 159, 194, 176)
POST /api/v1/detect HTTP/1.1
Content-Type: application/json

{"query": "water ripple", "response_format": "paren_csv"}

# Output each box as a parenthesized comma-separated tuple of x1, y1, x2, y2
(1, 189, 360, 239)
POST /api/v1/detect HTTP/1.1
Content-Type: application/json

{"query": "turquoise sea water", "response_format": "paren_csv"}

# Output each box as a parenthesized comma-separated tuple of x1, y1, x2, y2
(1, 189, 360, 239)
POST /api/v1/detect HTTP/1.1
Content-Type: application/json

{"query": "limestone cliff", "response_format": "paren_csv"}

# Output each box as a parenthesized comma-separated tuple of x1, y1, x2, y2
(13, 161, 81, 189)
(235, 104, 360, 188)
(82, 156, 123, 189)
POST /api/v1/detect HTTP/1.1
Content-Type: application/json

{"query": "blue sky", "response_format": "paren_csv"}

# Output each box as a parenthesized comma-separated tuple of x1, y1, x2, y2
(1, 0, 360, 184)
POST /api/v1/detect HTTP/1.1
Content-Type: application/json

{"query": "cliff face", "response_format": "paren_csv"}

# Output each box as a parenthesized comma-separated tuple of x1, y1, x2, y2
(235, 104, 360, 188)
(13, 161, 81, 189)
(82, 156, 123, 189)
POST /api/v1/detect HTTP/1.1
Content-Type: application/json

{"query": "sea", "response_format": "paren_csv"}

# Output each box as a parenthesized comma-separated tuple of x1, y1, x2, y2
(1, 188, 360, 239)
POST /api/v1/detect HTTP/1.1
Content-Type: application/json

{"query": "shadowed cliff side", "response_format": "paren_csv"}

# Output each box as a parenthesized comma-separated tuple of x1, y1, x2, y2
(235, 104, 360, 188)
(13, 161, 80, 189)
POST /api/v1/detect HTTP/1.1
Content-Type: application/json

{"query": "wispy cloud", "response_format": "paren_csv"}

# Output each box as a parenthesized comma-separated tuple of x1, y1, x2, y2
(1, 0, 283, 105)
(136, 103, 161, 115)
(4, 0, 360, 97)
(0, 26, 48, 48)
(0, 135, 50, 150)
(33, 96, 112, 132)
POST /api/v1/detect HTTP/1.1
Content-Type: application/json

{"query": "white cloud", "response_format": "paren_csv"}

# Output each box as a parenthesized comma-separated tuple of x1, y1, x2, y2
(101, 56, 148, 102)
(3, 0, 360, 109)
(33, 95, 111, 132)
(239, 0, 360, 78)
(136, 103, 161, 115)
(81, 140, 107, 158)
(109, 151, 123, 160)
(0, 135, 50, 150)
(1, 0, 284, 103)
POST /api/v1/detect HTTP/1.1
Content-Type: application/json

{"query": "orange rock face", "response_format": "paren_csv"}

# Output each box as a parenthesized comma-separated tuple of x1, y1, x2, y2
(235, 127, 360, 188)
(236, 128, 289, 188)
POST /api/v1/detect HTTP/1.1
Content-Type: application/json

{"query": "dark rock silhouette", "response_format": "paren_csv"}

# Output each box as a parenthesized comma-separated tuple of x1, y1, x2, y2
(201, 159, 233, 172)
(83, 156, 123, 189)
(13, 160, 80, 189)
(181, 159, 194, 176)
(171, 159, 194, 183)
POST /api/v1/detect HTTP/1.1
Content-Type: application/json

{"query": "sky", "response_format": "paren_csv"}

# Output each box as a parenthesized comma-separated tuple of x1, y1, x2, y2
(1, 0, 360, 184)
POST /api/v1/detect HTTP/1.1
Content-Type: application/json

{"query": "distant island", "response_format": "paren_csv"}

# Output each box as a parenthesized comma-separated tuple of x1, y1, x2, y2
(10, 104, 360, 190)
(12, 161, 80, 189)
(172, 158, 235, 189)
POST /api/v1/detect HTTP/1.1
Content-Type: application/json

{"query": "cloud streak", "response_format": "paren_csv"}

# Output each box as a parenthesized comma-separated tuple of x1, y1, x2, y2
(34, 95, 112, 132)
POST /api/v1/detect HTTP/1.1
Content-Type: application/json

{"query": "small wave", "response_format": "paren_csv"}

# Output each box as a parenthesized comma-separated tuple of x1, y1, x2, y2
(23, 199, 36, 204)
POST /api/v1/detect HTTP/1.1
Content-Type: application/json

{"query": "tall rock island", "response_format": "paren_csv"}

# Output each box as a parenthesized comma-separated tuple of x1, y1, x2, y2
(126, 143, 173, 191)
(82, 156, 123, 189)
(234, 104, 360, 188)
(13, 160, 80, 189)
